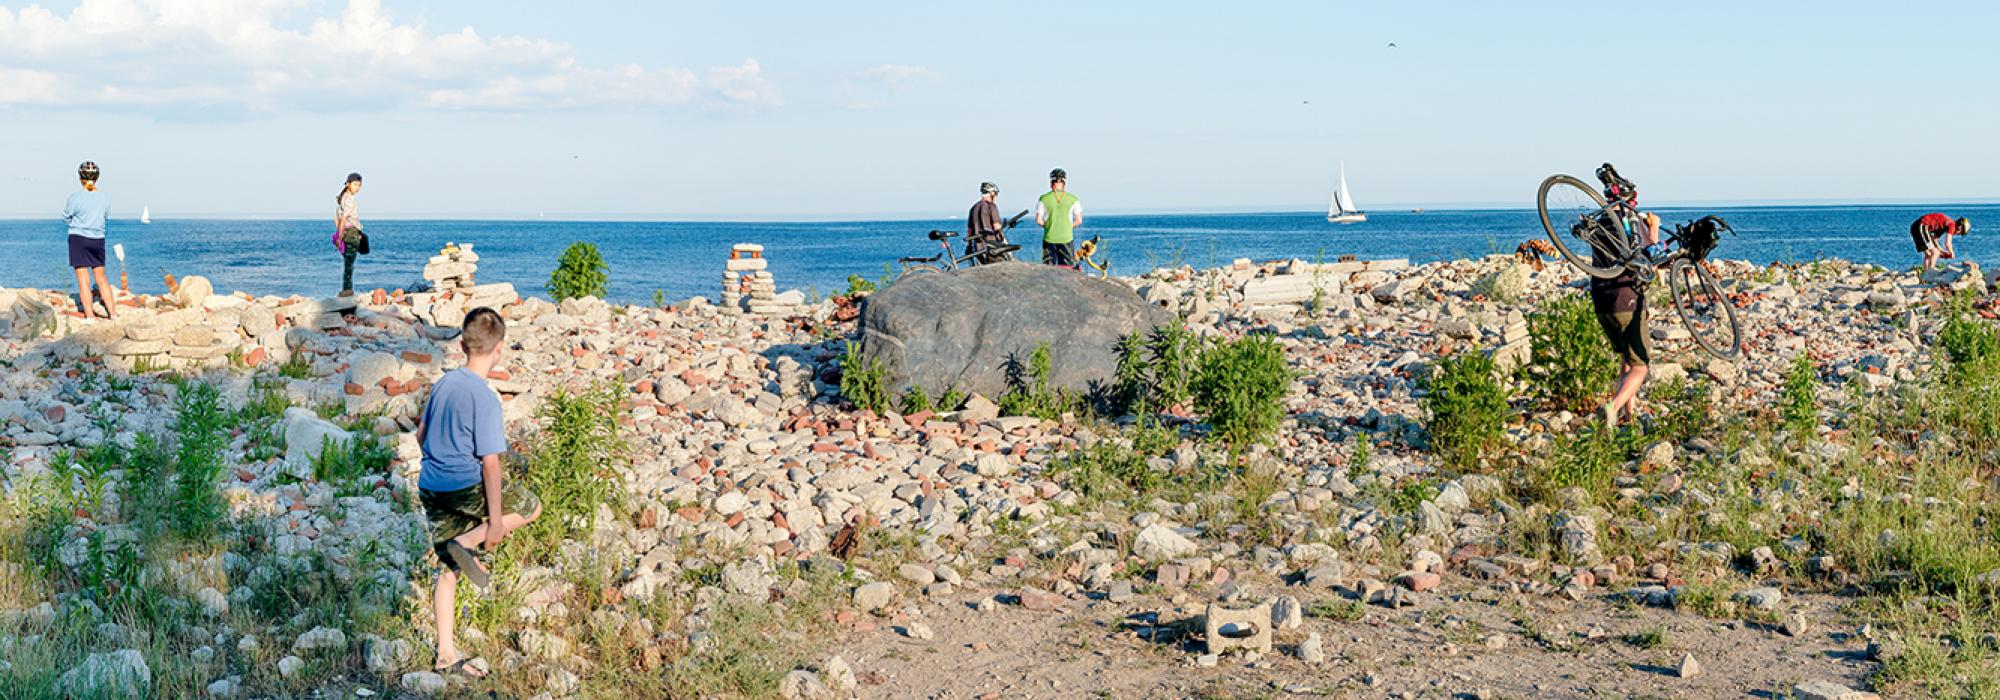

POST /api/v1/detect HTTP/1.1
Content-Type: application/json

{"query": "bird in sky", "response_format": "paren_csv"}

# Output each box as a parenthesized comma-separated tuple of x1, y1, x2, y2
(1387, 42, 1398, 48)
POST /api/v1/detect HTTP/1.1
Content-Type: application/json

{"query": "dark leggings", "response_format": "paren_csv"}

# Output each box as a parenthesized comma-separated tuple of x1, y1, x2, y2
(339, 227, 364, 293)
(341, 250, 357, 293)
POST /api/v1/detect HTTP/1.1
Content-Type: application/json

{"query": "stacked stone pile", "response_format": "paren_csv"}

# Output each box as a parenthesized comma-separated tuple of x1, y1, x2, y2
(721, 244, 807, 316)
(409, 243, 519, 328)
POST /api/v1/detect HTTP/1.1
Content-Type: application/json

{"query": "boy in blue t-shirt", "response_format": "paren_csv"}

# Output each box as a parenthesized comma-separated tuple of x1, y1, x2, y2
(61, 161, 118, 319)
(416, 306, 540, 678)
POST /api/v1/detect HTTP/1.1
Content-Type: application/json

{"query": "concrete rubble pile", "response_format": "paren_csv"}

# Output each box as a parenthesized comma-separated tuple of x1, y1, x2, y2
(0, 243, 1979, 698)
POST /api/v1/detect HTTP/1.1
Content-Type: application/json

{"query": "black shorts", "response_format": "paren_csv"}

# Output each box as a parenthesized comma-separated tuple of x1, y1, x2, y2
(419, 480, 541, 562)
(1911, 221, 1940, 254)
(1042, 241, 1076, 267)
(68, 235, 106, 269)
(1592, 290, 1650, 366)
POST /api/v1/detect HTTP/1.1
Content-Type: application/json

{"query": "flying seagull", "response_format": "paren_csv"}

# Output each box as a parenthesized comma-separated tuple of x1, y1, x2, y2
(1387, 42, 1398, 48)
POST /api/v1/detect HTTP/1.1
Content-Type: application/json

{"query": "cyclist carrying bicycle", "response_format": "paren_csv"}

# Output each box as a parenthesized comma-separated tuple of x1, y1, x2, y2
(1591, 163, 1659, 427)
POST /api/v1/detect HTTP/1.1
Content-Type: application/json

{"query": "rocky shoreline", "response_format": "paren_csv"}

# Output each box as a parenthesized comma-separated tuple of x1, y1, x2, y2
(1, 250, 1992, 699)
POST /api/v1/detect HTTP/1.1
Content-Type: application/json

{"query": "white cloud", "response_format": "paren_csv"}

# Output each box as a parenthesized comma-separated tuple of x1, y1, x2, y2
(0, 0, 779, 112)
(860, 64, 934, 85)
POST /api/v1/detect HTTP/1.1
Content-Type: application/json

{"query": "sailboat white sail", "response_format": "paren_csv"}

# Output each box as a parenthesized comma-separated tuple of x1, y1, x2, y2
(140, 206, 151, 224)
(1326, 163, 1366, 224)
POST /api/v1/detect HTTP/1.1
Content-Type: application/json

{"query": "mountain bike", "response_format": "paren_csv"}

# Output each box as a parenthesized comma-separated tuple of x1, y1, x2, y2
(896, 210, 1029, 276)
(1537, 172, 1743, 359)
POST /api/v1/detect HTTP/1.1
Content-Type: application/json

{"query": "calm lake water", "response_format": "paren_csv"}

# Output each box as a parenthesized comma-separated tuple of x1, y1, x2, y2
(2, 204, 1993, 303)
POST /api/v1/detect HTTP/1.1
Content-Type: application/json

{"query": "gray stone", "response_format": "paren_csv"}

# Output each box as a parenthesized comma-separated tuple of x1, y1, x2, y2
(57, 650, 151, 699)
(781, 669, 833, 700)
(1270, 595, 1303, 631)
(1735, 586, 1783, 610)
(291, 625, 348, 654)
(896, 564, 935, 586)
(400, 671, 446, 696)
(283, 408, 353, 476)
(1676, 652, 1701, 679)
(856, 262, 1173, 399)
(853, 581, 895, 611)
(1792, 680, 1880, 700)
(174, 275, 214, 308)
(1133, 523, 1198, 562)
(1298, 631, 1326, 663)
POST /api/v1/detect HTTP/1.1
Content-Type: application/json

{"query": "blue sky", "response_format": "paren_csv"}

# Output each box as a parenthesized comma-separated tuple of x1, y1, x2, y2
(0, 0, 1993, 218)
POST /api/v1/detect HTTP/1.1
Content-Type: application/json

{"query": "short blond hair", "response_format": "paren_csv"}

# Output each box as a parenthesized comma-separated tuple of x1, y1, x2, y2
(461, 307, 506, 355)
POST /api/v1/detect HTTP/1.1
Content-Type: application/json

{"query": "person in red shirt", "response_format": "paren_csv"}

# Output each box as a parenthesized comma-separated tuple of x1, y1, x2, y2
(1910, 212, 1971, 271)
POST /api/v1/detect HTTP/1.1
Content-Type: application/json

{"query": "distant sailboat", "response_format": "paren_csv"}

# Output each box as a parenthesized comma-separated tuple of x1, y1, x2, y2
(1326, 163, 1366, 224)
(139, 206, 151, 224)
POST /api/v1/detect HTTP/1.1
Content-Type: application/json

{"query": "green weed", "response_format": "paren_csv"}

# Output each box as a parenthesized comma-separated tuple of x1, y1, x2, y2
(1422, 350, 1510, 472)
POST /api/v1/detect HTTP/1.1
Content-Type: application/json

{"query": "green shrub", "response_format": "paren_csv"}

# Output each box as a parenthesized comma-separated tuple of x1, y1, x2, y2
(1526, 293, 1616, 411)
(843, 275, 877, 297)
(1939, 292, 2000, 382)
(516, 384, 628, 547)
(1535, 425, 1636, 501)
(1191, 334, 1294, 446)
(899, 385, 933, 415)
(1147, 323, 1202, 410)
(311, 434, 394, 484)
(1779, 354, 1818, 437)
(1646, 376, 1714, 441)
(277, 352, 312, 379)
(1389, 480, 1437, 515)
(1047, 422, 1181, 505)
(1111, 332, 1150, 414)
(1421, 351, 1510, 471)
(935, 387, 966, 412)
(549, 241, 610, 301)
(837, 341, 889, 414)
(170, 381, 230, 542)
(999, 343, 1077, 420)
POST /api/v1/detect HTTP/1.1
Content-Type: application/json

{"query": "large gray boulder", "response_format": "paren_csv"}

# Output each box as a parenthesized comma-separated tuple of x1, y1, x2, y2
(856, 263, 1171, 400)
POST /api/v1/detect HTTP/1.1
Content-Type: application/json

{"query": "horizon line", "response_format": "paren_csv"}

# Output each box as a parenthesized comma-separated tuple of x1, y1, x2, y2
(2, 197, 1995, 223)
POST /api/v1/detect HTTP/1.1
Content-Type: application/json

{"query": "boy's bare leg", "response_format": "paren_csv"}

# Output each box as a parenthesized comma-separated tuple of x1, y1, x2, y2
(448, 503, 543, 561)
(91, 267, 116, 318)
(73, 268, 94, 317)
(431, 568, 487, 677)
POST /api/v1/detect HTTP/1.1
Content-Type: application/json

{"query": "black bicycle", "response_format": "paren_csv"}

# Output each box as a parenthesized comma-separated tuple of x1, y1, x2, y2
(897, 210, 1028, 276)
(1537, 170, 1744, 359)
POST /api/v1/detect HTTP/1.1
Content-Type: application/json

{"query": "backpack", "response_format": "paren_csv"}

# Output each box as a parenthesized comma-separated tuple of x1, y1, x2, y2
(1680, 215, 1730, 262)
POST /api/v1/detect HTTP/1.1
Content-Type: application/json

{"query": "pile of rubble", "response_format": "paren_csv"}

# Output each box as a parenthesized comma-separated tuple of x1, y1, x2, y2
(0, 246, 1972, 699)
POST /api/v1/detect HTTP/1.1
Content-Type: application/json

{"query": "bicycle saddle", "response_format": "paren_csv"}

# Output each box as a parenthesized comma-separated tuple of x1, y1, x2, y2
(928, 230, 959, 240)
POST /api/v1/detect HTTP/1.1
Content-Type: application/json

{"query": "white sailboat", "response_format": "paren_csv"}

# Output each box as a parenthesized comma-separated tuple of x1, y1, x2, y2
(139, 206, 151, 224)
(1326, 163, 1366, 224)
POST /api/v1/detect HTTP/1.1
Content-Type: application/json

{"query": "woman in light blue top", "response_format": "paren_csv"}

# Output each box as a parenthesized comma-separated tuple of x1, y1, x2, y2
(61, 161, 117, 319)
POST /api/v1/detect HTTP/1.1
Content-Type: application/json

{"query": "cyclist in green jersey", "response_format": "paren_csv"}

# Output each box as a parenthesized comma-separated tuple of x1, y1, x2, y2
(1035, 168, 1083, 267)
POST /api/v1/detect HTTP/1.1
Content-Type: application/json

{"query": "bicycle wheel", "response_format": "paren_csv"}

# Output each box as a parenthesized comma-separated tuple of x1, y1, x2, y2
(1666, 258, 1742, 360)
(1537, 174, 1626, 279)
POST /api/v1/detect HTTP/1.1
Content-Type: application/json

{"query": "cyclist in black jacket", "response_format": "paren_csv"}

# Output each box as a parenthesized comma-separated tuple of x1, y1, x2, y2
(1591, 163, 1660, 427)
(965, 182, 1008, 264)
